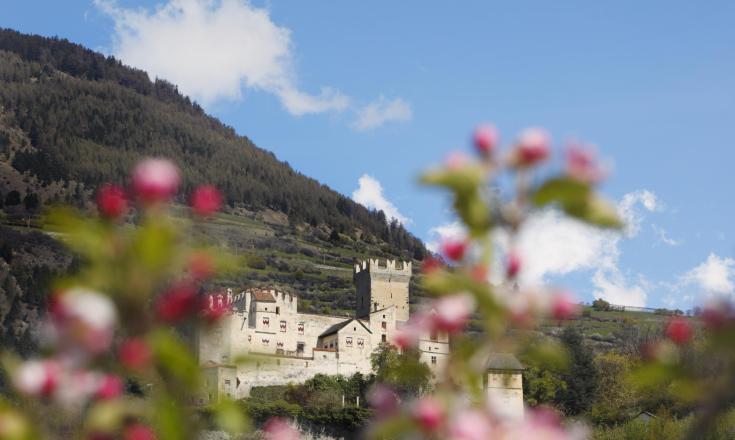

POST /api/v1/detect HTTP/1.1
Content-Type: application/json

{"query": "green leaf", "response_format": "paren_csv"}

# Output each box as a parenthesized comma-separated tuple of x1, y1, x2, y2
(532, 177, 623, 229)
(420, 165, 485, 196)
(213, 398, 249, 434)
(132, 219, 176, 273)
(149, 330, 200, 388)
(532, 177, 590, 207)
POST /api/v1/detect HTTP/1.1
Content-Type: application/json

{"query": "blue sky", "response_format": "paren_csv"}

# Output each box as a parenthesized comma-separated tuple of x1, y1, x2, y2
(3, 0, 735, 309)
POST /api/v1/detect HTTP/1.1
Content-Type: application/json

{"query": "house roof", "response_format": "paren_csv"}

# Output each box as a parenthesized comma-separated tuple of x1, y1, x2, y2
(250, 289, 276, 303)
(319, 318, 372, 338)
(485, 353, 525, 371)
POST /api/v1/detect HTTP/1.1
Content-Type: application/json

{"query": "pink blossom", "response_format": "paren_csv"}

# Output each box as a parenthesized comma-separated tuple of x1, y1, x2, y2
(665, 316, 693, 345)
(473, 124, 499, 156)
(155, 282, 199, 323)
(123, 424, 157, 440)
(367, 384, 399, 417)
(442, 239, 468, 262)
(514, 128, 550, 167)
(433, 294, 475, 333)
(565, 144, 605, 183)
(49, 288, 117, 354)
(506, 251, 521, 279)
(13, 360, 60, 398)
(412, 396, 445, 431)
(131, 158, 180, 203)
(190, 185, 222, 218)
(392, 313, 430, 349)
(96, 374, 124, 400)
(263, 417, 300, 440)
(96, 184, 128, 220)
(550, 291, 580, 320)
(119, 338, 152, 371)
(448, 409, 494, 440)
(421, 256, 444, 274)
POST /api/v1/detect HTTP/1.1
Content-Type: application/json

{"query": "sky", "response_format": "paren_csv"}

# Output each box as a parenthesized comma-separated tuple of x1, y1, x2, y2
(2, 0, 735, 310)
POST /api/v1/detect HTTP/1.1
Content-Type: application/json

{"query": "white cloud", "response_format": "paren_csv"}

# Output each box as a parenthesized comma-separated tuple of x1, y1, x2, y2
(489, 189, 664, 306)
(352, 96, 413, 131)
(96, 0, 349, 114)
(651, 224, 681, 246)
(618, 189, 661, 236)
(425, 221, 466, 253)
(681, 253, 735, 296)
(592, 267, 648, 307)
(351, 175, 409, 225)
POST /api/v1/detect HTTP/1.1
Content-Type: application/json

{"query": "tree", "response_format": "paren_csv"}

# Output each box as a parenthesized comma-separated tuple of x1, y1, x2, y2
(588, 353, 636, 425)
(559, 326, 599, 415)
(370, 342, 431, 398)
(592, 298, 611, 312)
(22, 193, 39, 211)
(4, 190, 20, 206)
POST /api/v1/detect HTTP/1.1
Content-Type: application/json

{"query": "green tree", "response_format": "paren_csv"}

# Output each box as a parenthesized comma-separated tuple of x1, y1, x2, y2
(588, 352, 637, 425)
(559, 326, 599, 415)
(22, 192, 39, 211)
(370, 342, 431, 398)
(4, 190, 20, 206)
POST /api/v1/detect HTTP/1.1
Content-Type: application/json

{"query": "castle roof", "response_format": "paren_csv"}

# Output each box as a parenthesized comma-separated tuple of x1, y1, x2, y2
(485, 353, 524, 371)
(319, 318, 372, 338)
(250, 289, 276, 303)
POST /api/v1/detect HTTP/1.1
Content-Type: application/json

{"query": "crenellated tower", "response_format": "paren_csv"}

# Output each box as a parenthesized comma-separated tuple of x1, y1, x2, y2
(354, 258, 411, 322)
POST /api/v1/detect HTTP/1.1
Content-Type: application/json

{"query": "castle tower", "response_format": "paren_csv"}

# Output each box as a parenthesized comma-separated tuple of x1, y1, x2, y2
(354, 258, 411, 322)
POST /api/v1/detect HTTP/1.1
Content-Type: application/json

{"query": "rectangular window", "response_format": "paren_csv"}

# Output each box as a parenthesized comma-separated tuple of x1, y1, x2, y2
(280, 320, 287, 332)
(381, 334, 387, 342)
(381, 321, 387, 330)
(431, 356, 437, 365)
(276, 306, 280, 315)
(224, 380, 231, 385)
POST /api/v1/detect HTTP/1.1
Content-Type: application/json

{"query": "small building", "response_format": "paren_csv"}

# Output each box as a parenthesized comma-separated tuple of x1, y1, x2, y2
(485, 353, 525, 420)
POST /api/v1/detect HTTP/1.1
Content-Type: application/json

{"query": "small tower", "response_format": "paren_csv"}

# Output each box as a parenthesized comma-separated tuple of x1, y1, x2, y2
(485, 353, 525, 420)
(354, 258, 412, 322)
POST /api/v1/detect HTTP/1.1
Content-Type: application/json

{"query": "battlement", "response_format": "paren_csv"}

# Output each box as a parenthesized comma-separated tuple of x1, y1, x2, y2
(354, 258, 412, 275)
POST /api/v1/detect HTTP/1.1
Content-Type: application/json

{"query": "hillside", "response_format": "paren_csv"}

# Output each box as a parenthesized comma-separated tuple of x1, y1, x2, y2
(0, 28, 428, 355)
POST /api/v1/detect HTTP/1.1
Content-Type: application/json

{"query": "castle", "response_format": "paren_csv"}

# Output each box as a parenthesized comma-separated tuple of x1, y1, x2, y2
(195, 258, 523, 419)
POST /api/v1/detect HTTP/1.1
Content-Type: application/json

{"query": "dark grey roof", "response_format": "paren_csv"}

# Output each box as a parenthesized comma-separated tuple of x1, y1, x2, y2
(485, 353, 525, 371)
(319, 318, 372, 338)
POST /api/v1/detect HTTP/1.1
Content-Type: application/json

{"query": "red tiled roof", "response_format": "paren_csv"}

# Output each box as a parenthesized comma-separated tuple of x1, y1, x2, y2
(250, 289, 276, 303)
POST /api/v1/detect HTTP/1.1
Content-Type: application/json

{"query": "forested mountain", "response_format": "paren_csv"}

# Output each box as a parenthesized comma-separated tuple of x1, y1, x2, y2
(0, 28, 427, 357)
(0, 28, 425, 259)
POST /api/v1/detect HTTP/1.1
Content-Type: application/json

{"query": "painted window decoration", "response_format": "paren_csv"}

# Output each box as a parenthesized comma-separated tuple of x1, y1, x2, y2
(280, 320, 287, 332)
(298, 322, 304, 334)
(431, 356, 437, 365)
(262, 317, 270, 327)
(357, 338, 365, 348)
(346, 337, 353, 347)
(262, 338, 269, 346)
(276, 341, 284, 348)
(247, 335, 252, 342)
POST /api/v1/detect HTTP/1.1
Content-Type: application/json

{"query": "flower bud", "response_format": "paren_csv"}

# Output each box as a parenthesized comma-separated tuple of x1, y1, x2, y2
(412, 396, 445, 431)
(123, 424, 157, 440)
(566, 144, 605, 183)
(190, 185, 222, 218)
(513, 128, 550, 167)
(155, 282, 199, 323)
(442, 239, 468, 262)
(506, 251, 521, 279)
(131, 158, 180, 204)
(448, 409, 493, 440)
(119, 338, 152, 371)
(665, 316, 693, 345)
(96, 184, 128, 220)
(473, 124, 499, 156)
(13, 360, 60, 398)
(433, 294, 475, 333)
(550, 292, 579, 320)
(96, 374, 123, 400)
